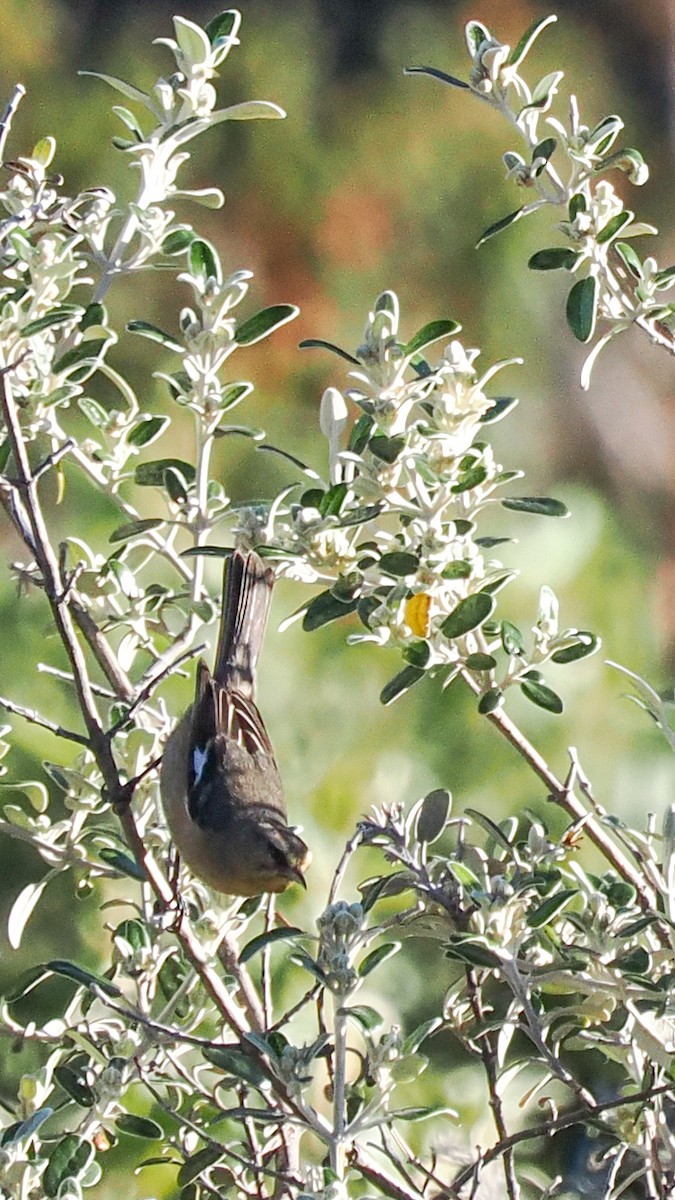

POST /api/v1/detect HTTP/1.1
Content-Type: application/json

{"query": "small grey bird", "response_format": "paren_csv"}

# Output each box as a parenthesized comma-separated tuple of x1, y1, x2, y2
(160, 549, 310, 895)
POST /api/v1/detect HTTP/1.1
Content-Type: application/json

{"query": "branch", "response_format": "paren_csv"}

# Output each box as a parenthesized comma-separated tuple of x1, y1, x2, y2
(450, 1082, 675, 1193)
(0, 84, 25, 161)
(0, 363, 118, 791)
(0, 694, 90, 745)
(461, 670, 661, 916)
(466, 967, 519, 1200)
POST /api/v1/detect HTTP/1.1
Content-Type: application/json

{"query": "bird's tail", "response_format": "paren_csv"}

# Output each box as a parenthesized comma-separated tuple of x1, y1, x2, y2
(213, 550, 275, 697)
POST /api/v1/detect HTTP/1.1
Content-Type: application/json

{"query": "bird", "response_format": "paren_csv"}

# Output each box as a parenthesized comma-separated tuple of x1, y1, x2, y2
(160, 548, 310, 896)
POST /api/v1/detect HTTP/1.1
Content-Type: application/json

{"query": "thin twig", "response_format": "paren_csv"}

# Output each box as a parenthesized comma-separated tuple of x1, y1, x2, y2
(216, 934, 265, 1033)
(32, 438, 75, 481)
(37, 663, 116, 699)
(0, 694, 90, 745)
(0, 364, 117, 791)
(0, 84, 25, 162)
(461, 670, 659, 912)
(466, 967, 519, 1200)
(449, 1082, 675, 1192)
(351, 1149, 425, 1200)
(106, 642, 205, 739)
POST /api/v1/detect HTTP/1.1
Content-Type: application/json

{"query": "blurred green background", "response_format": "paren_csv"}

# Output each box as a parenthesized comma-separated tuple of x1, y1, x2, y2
(0, 0, 673, 1191)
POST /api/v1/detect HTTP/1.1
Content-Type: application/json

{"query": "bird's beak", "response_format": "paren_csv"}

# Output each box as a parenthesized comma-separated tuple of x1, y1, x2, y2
(289, 863, 308, 889)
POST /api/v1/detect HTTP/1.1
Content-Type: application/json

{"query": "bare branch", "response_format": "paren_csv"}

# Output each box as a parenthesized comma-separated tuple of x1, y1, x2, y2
(0, 694, 90, 746)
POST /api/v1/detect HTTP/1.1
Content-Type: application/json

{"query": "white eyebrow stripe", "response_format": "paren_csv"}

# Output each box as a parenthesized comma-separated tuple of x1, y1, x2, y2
(192, 745, 209, 784)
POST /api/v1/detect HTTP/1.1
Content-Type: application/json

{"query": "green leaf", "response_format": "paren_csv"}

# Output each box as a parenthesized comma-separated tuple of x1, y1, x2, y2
(181, 544, 231, 559)
(127, 415, 170, 447)
(380, 666, 425, 706)
(320, 482, 348, 518)
(189, 239, 221, 286)
(404, 1017, 443, 1056)
(46, 959, 121, 998)
(568, 193, 587, 221)
(116, 1114, 163, 1139)
(614, 240, 642, 277)
(44, 1135, 94, 1197)
(299, 338, 360, 365)
(165, 467, 189, 504)
(379, 551, 419, 577)
(205, 10, 239, 44)
(588, 114, 623, 154)
(98, 846, 146, 880)
(445, 938, 500, 968)
(403, 640, 430, 669)
(54, 1064, 95, 1108)
(451, 465, 488, 494)
(508, 14, 557, 66)
(404, 65, 469, 89)
(348, 412, 374, 452)
(115, 919, 151, 953)
(203, 1046, 267, 1087)
(655, 266, 675, 290)
(604, 147, 648, 185)
(358, 942, 400, 977)
(20, 306, 82, 336)
(528, 248, 582, 271)
(528, 889, 577, 928)
(441, 561, 472, 579)
(210, 100, 285, 123)
(477, 207, 526, 247)
(479, 395, 518, 424)
(464, 807, 516, 851)
(441, 592, 495, 639)
(135, 459, 196, 487)
(445, 860, 480, 887)
(465, 652, 496, 671)
(239, 927, 305, 964)
(80, 303, 106, 330)
(369, 434, 405, 464)
(220, 381, 254, 410)
(108, 518, 164, 544)
(501, 496, 569, 517)
(344, 1005, 384, 1031)
(566, 276, 597, 342)
(8, 879, 49, 950)
(3, 964, 50, 1002)
(551, 633, 600, 664)
(337, 503, 384, 531)
(54, 339, 109, 373)
(3, 1107, 53, 1144)
(596, 210, 633, 245)
(465, 19, 490, 55)
(79, 70, 151, 106)
(235, 305, 298, 346)
(501, 621, 526, 655)
(416, 789, 451, 844)
(75, 396, 106, 429)
(303, 591, 357, 632)
(477, 688, 504, 714)
(161, 229, 195, 255)
(359, 872, 414, 912)
(177, 1146, 224, 1187)
(404, 319, 460, 356)
(475, 536, 513, 549)
(520, 679, 564, 713)
(390, 1103, 457, 1123)
(532, 136, 557, 165)
(127, 320, 182, 351)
